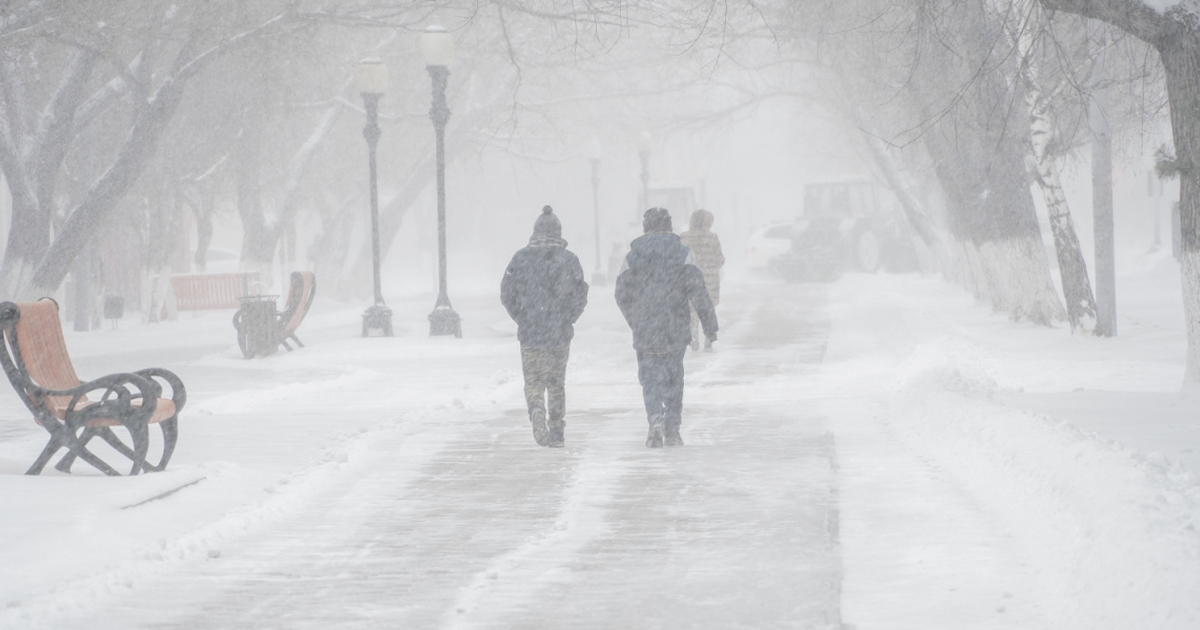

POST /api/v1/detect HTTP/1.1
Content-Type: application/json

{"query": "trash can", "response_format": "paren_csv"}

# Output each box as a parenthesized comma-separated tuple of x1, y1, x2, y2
(235, 295, 279, 358)
(103, 296, 125, 319)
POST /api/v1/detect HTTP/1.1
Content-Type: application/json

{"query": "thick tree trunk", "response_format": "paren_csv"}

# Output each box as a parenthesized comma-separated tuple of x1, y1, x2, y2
(25, 70, 194, 299)
(236, 100, 343, 290)
(1161, 41, 1200, 381)
(1040, 0, 1200, 379)
(0, 51, 96, 298)
(236, 114, 277, 287)
(921, 111, 1066, 324)
(192, 185, 215, 272)
(0, 191, 47, 296)
(906, 0, 1064, 324)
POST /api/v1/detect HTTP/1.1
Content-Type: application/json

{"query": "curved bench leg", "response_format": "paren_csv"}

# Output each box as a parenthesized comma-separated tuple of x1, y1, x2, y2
(26, 434, 65, 475)
(53, 426, 100, 473)
(52, 422, 150, 476)
(98, 427, 136, 458)
(140, 417, 178, 473)
(126, 421, 149, 475)
(57, 431, 123, 476)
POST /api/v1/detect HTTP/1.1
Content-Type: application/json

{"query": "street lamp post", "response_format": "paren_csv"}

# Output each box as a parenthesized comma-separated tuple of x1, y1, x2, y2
(422, 22, 462, 338)
(588, 137, 605, 286)
(356, 58, 393, 337)
(637, 131, 653, 217)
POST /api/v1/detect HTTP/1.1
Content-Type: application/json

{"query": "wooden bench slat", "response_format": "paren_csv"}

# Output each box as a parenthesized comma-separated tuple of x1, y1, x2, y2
(171, 272, 259, 311)
(0, 299, 187, 476)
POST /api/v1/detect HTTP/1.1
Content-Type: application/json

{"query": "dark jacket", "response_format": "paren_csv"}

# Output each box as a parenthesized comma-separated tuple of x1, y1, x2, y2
(615, 232, 718, 352)
(501, 238, 589, 346)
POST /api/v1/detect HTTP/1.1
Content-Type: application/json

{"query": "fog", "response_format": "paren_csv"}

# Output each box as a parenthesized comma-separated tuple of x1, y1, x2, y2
(0, 2, 1175, 315)
(31, 2, 875, 307)
(2, 2, 1199, 629)
(375, 98, 860, 298)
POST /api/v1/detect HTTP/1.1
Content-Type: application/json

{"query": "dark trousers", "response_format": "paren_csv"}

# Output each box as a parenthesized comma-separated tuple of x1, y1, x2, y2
(636, 347, 686, 430)
(521, 344, 570, 429)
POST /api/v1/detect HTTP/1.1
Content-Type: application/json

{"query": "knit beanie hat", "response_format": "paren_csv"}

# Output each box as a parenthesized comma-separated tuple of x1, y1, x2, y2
(533, 205, 562, 239)
(643, 207, 672, 233)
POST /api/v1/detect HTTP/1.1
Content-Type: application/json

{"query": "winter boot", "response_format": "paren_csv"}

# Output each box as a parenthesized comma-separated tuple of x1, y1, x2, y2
(546, 424, 564, 448)
(530, 407, 549, 447)
(646, 413, 665, 448)
(665, 426, 684, 447)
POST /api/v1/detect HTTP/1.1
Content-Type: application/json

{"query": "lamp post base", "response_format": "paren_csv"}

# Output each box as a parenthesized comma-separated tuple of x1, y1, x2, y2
(428, 306, 462, 338)
(362, 304, 394, 337)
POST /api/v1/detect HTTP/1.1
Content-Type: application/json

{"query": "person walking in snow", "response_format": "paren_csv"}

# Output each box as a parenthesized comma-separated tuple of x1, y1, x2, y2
(679, 208, 725, 351)
(615, 207, 718, 448)
(502, 206, 589, 448)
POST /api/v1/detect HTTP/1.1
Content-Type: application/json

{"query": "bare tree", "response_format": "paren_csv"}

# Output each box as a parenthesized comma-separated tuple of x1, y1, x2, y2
(0, 1, 315, 300)
(999, 0, 1099, 332)
(1040, 0, 1200, 381)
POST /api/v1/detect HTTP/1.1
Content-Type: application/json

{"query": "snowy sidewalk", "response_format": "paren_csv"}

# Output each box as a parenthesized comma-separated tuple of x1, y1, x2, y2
(0, 283, 841, 629)
(3, 265, 1199, 629)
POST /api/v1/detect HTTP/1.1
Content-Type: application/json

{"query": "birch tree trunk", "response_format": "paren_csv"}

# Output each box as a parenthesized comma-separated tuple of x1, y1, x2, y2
(911, 6, 1065, 323)
(1009, 0, 1098, 333)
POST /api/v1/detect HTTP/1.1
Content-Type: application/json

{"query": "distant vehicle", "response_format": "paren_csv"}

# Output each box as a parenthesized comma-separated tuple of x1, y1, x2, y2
(745, 222, 795, 272)
(774, 180, 917, 282)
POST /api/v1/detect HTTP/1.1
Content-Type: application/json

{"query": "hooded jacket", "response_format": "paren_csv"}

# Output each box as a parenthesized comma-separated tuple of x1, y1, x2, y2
(501, 235, 589, 346)
(615, 232, 718, 352)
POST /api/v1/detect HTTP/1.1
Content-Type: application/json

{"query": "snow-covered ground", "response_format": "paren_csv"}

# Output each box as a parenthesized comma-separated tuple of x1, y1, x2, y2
(818, 250, 1200, 629)
(0, 251, 1197, 629)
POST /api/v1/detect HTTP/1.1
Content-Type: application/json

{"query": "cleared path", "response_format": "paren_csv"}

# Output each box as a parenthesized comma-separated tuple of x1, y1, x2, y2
(55, 282, 840, 630)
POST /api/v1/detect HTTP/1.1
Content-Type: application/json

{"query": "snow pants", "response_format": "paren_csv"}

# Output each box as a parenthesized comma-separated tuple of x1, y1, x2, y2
(520, 344, 570, 429)
(636, 347, 687, 431)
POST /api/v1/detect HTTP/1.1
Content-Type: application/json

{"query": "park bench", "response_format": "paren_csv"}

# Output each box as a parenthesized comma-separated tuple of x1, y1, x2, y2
(170, 272, 260, 311)
(231, 271, 317, 358)
(0, 298, 186, 476)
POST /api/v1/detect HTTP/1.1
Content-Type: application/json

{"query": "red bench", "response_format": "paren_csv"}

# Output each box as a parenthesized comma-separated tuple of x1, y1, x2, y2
(170, 272, 260, 311)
